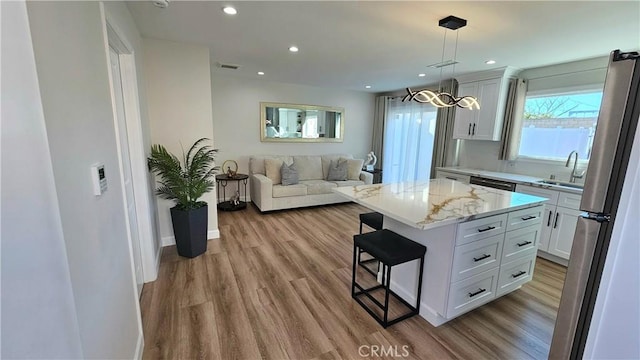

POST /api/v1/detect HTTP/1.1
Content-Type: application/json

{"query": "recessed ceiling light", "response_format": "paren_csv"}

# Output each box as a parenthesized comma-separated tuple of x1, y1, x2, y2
(418, 73, 426, 77)
(289, 46, 299, 53)
(257, 71, 264, 75)
(365, 85, 372, 89)
(222, 6, 237, 15)
(485, 60, 496, 65)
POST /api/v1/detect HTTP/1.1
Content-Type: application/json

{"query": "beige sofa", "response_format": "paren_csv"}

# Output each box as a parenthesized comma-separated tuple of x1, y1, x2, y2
(249, 154, 373, 212)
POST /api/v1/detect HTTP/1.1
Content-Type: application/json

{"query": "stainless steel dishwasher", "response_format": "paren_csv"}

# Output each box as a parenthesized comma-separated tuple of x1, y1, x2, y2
(469, 175, 517, 191)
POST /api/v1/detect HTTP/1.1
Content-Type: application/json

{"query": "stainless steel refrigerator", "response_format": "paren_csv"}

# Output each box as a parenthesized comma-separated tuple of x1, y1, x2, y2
(549, 50, 640, 359)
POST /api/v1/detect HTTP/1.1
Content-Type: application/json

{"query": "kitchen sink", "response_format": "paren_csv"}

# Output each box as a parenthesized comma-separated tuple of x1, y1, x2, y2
(537, 179, 584, 190)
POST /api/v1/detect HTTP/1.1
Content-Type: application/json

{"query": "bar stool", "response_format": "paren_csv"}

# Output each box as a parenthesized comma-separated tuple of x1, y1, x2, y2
(351, 229, 427, 328)
(358, 212, 383, 276)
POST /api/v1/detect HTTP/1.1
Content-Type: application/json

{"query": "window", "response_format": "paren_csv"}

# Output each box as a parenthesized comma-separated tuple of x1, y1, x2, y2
(382, 99, 437, 183)
(518, 89, 603, 161)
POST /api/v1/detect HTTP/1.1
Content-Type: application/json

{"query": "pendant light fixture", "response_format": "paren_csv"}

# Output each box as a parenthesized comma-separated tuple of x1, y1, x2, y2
(403, 15, 480, 110)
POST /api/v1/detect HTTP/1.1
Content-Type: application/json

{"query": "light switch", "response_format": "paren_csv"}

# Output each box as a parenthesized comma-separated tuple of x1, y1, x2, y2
(91, 163, 107, 196)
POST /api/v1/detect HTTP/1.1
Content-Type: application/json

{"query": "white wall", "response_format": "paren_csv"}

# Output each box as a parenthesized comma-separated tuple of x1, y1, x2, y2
(454, 56, 609, 182)
(211, 72, 376, 198)
(103, 1, 161, 281)
(584, 120, 640, 359)
(143, 38, 219, 246)
(26, 2, 142, 358)
(0, 2, 83, 357)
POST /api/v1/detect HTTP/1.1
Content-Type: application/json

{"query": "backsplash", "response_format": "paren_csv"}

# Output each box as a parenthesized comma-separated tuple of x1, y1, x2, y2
(454, 140, 587, 184)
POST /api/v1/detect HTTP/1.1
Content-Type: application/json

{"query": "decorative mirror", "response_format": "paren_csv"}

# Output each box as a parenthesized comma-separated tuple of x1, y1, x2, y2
(260, 102, 344, 142)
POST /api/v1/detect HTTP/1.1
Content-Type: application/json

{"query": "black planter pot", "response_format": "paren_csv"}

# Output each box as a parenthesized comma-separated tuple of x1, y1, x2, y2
(170, 204, 208, 258)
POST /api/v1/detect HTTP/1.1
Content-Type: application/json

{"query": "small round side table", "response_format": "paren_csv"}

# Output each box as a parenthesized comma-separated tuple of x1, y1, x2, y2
(215, 173, 249, 211)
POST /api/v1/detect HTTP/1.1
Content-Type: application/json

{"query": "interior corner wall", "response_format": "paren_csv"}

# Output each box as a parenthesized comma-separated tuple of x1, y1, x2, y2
(210, 72, 376, 199)
(142, 38, 218, 246)
(1, 1, 83, 357)
(103, 1, 161, 280)
(25, 2, 141, 358)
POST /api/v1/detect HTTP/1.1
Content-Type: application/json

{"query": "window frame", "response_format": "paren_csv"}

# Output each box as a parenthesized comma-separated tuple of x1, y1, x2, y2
(515, 84, 603, 164)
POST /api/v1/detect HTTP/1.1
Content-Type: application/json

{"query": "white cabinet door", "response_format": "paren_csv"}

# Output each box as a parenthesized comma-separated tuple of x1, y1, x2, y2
(453, 82, 478, 139)
(473, 78, 501, 141)
(539, 204, 555, 252)
(548, 206, 582, 259)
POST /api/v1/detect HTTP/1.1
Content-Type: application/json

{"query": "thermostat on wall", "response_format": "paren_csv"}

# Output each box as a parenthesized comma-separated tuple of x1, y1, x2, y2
(91, 163, 107, 196)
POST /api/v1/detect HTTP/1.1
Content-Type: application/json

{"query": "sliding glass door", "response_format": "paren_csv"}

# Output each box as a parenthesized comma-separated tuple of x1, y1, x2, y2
(382, 98, 438, 183)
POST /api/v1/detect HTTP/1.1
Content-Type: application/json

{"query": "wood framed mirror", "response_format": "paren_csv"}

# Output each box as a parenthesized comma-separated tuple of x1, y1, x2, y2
(260, 102, 344, 142)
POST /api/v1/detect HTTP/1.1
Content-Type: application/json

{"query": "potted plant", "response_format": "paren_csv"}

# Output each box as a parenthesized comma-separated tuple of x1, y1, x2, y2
(147, 138, 219, 258)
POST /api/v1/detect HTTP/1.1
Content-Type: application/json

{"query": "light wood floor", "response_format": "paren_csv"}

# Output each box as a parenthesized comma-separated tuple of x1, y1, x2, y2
(141, 202, 567, 359)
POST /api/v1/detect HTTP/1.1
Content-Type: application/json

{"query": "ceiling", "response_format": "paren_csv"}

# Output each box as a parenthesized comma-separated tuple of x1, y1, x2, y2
(127, 1, 640, 93)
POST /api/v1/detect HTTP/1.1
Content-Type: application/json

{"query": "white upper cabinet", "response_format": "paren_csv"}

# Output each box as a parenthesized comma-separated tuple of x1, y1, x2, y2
(453, 67, 519, 141)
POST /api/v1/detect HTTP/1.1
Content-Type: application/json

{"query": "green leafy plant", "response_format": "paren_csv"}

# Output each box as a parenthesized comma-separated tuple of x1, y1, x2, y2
(148, 138, 219, 210)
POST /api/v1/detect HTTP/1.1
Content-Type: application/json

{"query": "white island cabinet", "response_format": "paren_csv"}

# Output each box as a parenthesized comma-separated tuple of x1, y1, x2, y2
(333, 179, 546, 326)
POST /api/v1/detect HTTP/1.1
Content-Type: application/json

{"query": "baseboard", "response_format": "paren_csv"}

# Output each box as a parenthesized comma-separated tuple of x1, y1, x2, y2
(390, 280, 448, 327)
(537, 251, 569, 267)
(134, 331, 144, 360)
(161, 235, 175, 247)
(161, 229, 220, 247)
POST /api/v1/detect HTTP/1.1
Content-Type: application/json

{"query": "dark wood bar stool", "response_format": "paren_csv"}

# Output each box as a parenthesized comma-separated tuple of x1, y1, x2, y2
(358, 212, 384, 276)
(351, 229, 427, 328)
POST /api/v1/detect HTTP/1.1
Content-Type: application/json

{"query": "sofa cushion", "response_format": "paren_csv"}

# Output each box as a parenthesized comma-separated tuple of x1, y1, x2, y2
(293, 156, 323, 181)
(299, 180, 337, 195)
(265, 158, 284, 184)
(343, 158, 364, 180)
(249, 156, 293, 176)
(273, 184, 307, 198)
(321, 154, 353, 179)
(331, 180, 365, 187)
(327, 159, 348, 181)
(281, 162, 299, 186)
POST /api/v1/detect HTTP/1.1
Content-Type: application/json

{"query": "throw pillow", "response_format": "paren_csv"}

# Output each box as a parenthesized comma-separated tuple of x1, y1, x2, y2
(264, 158, 284, 184)
(343, 158, 365, 180)
(327, 159, 348, 181)
(280, 162, 299, 186)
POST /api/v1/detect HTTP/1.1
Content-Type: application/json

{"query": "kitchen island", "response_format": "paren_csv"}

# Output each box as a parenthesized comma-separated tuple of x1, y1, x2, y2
(333, 178, 547, 326)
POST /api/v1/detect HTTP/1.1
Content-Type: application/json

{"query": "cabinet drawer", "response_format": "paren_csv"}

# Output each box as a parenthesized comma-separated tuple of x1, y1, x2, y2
(447, 268, 499, 318)
(451, 234, 503, 282)
(436, 170, 471, 184)
(557, 192, 582, 210)
(497, 256, 536, 296)
(502, 225, 540, 263)
(506, 205, 544, 232)
(456, 213, 508, 245)
(515, 184, 559, 205)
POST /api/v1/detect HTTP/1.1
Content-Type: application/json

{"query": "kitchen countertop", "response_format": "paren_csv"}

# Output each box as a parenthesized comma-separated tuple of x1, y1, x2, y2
(436, 167, 584, 194)
(333, 179, 547, 231)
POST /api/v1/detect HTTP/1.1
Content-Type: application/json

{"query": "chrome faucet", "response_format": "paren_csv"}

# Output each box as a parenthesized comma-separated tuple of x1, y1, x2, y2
(565, 150, 585, 183)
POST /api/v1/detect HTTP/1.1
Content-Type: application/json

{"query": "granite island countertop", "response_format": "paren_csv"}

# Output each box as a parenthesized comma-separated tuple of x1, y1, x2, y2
(333, 178, 547, 231)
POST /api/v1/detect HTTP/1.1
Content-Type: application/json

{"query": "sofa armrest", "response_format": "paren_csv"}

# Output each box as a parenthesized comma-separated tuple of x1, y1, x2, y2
(360, 171, 373, 185)
(250, 174, 273, 211)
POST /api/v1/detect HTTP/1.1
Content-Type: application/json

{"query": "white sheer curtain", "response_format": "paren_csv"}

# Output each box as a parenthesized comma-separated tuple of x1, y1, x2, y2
(382, 97, 438, 183)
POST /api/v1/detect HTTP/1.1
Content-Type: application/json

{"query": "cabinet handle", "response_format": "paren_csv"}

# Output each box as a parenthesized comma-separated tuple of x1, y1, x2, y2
(511, 271, 527, 278)
(477, 226, 496, 233)
(473, 254, 491, 262)
(446, 177, 457, 181)
(547, 211, 553, 226)
(468, 288, 487, 297)
(472, 123, 476, 135)
(468, 123, 472, 135)
(554, 213, 560, 228)
(521, 215, 536, 221)
(516, 241, 532, 247)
